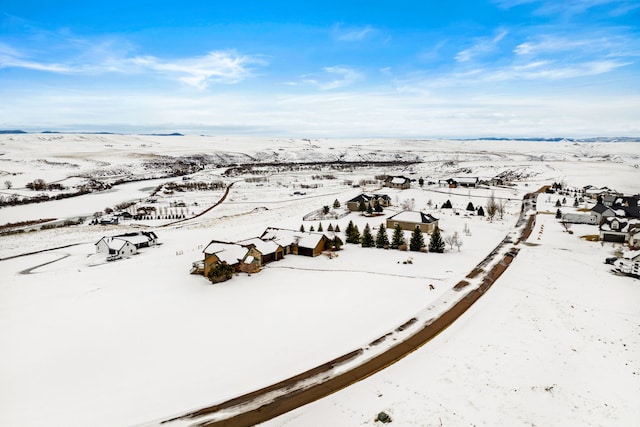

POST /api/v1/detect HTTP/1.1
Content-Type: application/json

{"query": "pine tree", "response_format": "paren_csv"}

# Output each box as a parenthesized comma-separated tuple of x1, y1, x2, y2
(361, 223, 374, 247)
(442, 199, 452, 209)
(466, 201, 475, 211)
(317, 222, 323, 232)
(391, 224, 405, 249)
(555, 199, 562, 207)
(300, 224, 305, 232)
(556, 208, 562, 219)
(477, 206, 485, 216)
(345, 220, 354, 237)
(366, 203, 373, 215)
(333, 199, 341, 209)
(327, 223, 334, 232)
(332, 236, 343, 250)
(347, 224, 361, 244)
(418, 177, 424, 187)
(428, 226, 445, 253)
(358, 199, 367, 212)
(374, 200, 383, 213)
(334, 224, 341, 233)
(409, 226, 426, 251)
(375, 224, 390, 248)
(310, 225, 315, 231)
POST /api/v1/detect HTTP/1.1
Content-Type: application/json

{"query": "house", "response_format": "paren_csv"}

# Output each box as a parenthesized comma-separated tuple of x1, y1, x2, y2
(260, 227, 330, 257)
(591, 203, 616, 224)
(99, 216, 119, 225)
(615, 250, 640, 278)
(346, 194, 392, 211)
(95, 237, 137, 258)
(561, 212, 598, 225)
(202, 241, 262, 276)
(438, 178, 457, 188)
(454, 176, 479, 188)
(599, 217, 640, 243)
(384, 176, 411, 189)
(386, 211, 439, 233)
(236, 237, 284, 264)
(114, 232, 158, 249)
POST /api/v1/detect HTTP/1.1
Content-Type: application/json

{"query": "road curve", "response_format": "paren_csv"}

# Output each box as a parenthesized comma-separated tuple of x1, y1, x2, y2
(154, 187, 547, 427)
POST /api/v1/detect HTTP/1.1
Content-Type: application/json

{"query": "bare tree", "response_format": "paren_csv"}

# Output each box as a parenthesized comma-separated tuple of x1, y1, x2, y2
(4, 180, 12, 190)
(454, 232, 463, 251)
(444, 233, 456, 250)
(401, 198, 415, 211)
(486, 192, 498, 221)
(497, 199, 507, 220)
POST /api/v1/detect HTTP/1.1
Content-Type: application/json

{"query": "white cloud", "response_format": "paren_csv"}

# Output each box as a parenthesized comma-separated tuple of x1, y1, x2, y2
(0, 42, 264, 89)
(302, 66, 363, 90)
(456, 30, 508, 62)
(334, 25, 376, 41)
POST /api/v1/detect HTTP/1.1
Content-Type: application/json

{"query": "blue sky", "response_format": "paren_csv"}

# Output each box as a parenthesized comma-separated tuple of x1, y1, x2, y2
(1, 0, 638, 137)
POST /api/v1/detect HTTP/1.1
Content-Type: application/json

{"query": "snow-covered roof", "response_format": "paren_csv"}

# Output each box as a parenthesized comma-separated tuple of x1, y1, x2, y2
(454, 176, 479, 184)
(388, 211, 438, 224)
(237, 237, 281, 254)
(391, 177, 407, 184)
(261, 227, 327, 249)
(203, 242, 249, 265)
(102, 237, 134, 252)
(622, 250, 640, 261)
(118, 234, 151, 246)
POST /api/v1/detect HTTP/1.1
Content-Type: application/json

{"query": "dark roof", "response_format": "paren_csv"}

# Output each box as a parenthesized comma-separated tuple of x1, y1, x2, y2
(624, 206, 640, 218)
(388, 211, 438, 224)
(591, 203, 614, 214)
(348, 194, 371, 203)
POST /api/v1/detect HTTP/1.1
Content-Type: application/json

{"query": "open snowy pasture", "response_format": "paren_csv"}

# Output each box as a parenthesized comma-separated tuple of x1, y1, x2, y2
(1, 134, 639, 426)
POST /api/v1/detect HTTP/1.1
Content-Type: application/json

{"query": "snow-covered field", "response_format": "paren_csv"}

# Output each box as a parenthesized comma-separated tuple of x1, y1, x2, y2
(0, 134, 638, 426)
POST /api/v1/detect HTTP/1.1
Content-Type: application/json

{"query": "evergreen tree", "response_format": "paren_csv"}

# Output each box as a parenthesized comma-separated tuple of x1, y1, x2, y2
(418, 177, 424, 187)
(556, 208, 562, 219)
(375, 224, 390, 248)
(409, 226, 426, 251)
(347, 224, 361, 244)
(334, 224, 341, 233)
(477, 206, 485, 216)
(317, 222, 323, 232)
(366, 203, 373, 215)
(442, 199, 453, 209)
(332, 236, 343, 250)
(300, 224, 305, 232)
(555, 199, 562, 207)
(345, 220, 354, 237)
(327, 223, 334, 232)
(358, 199, 367, 212)
(428, 225, 445, 253)
(310, 225, 315, 232)
(374, 200, 383, 213)
(466, 201, 475, 211)
(573, 198, 579, 207)
(361, 223, 374, 247)
(391, 224, 405, 249)
(333, 199, 341, 209)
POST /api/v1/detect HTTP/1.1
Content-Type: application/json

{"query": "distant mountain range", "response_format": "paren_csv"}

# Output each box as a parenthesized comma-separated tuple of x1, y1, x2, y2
(0, 130, 637, 141)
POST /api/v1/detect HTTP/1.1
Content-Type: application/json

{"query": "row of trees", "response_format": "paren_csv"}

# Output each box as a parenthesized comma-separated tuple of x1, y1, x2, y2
(343, 220, 447, 253)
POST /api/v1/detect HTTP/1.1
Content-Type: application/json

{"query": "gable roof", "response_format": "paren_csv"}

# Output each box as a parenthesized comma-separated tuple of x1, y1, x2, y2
(388, 211, 438, 224)
(261, 227, 328, 249)
(203, 241, 251, 265)
(237, 237, 282, 255)
(591, 203, 615, 214)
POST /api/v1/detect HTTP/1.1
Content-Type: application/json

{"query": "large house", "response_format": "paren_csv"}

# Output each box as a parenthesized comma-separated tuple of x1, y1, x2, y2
(384, 176, 411, 190)
(236, 237, 284, 264)
(599, 217, 640, 243)
(386, 211, 439, 233)
(260, 227, 330, 257)
(346, 194, 392, 211)
(202, 241, 262, 276)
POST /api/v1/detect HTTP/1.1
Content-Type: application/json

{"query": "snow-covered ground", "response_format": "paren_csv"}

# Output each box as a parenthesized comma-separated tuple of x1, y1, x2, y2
(0, 134, 638, 426)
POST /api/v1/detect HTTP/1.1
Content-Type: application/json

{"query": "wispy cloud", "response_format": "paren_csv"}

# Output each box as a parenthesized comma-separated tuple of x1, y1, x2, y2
(455, 30, 508, 62)
(495, 0, 640, 16)
(333, 25, 377, 42)
(0, 41, 264, 89)
(301, 66, 363, 90)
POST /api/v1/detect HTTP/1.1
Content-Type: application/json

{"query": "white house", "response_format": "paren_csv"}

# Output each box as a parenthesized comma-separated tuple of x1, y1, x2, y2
(95, 237, 137, 258)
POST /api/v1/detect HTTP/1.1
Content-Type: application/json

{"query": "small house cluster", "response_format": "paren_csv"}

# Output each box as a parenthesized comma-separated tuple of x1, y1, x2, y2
(95, 231, 158, 260)
(346, 194, 392, 211)
(562, 192, 640, 246)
